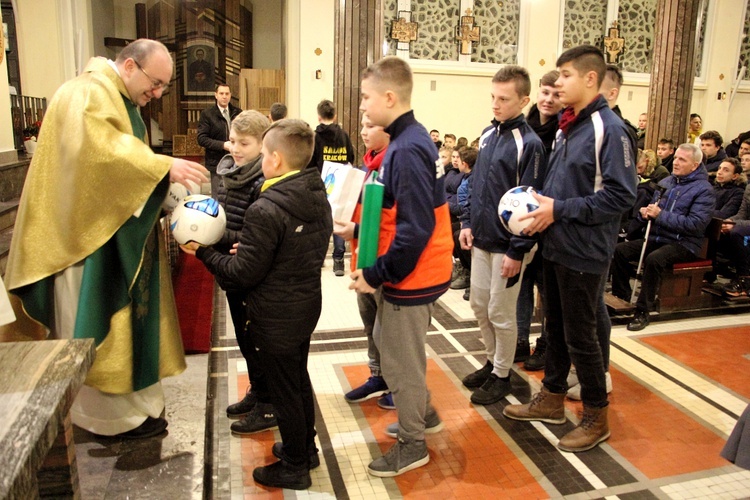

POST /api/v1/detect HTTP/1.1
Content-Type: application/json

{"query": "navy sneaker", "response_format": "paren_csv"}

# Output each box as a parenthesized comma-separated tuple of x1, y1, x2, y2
(344, 376, 388, 403)
(377, 393, 395, 410)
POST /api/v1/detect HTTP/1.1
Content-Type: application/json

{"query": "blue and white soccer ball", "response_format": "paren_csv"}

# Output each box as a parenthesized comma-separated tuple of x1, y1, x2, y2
(170, 194, 226, 245)
(498, 186, 539, 236)
(162, 181, 200, 211)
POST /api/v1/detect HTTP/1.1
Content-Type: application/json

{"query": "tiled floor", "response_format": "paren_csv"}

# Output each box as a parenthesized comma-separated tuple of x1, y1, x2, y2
(202, 256, 750, 499)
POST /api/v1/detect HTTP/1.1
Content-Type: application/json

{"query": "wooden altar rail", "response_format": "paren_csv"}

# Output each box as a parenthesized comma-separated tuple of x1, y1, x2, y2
(9, 94, 47, 152)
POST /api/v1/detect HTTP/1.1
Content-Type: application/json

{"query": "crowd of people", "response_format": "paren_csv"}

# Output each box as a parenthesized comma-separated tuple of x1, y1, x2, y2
(6, 36, 750, 492)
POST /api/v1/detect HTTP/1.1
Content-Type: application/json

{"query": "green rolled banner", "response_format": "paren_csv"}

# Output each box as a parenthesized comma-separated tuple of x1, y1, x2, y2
(356, 171, 384, 269)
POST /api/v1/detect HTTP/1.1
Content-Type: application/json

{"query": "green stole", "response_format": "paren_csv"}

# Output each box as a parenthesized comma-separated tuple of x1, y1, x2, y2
(17, 96, 168, 392)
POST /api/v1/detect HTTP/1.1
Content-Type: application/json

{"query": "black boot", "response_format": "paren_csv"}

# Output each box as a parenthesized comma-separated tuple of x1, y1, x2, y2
(231, 402, 278, 435)
(627, 310, 650, 331)
(513, 339, 530, 363)
(226, 390, 257, 418)
(523, 337, 547, 371)
(253, 460, 311, 490)
(272, 442, 321, 469)
(462, 360, 492, 389)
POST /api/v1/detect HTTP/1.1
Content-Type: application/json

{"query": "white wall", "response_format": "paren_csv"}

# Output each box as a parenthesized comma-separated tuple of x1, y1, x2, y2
(0, 39, 15, 156)
(288, 0, 335, 127)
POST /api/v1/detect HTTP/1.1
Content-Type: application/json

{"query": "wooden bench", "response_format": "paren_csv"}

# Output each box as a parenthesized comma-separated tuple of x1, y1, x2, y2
(0, 339, 95, 498)
(657, 218, 722, 312)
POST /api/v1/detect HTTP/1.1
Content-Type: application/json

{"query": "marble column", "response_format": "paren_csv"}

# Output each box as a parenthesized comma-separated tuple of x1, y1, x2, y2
(334, 0, 385, 159)
(646, 0, 704, 149)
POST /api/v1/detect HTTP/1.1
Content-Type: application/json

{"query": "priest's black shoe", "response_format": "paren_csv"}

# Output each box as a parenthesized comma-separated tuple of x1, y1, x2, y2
(115, 417, 168, 440)
(272, 442, 320, 469)
(253, 459, 311, 490)
(627, 310, 650, 331)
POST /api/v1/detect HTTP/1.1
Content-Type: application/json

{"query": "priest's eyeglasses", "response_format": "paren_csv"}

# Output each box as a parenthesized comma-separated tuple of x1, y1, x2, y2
(134, 60, 169, 91)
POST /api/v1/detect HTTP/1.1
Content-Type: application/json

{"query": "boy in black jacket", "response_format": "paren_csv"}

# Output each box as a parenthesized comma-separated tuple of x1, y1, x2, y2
(215, 110, 276, 433)
(183, 119, 332, 490)
(308, 99, 355, 276)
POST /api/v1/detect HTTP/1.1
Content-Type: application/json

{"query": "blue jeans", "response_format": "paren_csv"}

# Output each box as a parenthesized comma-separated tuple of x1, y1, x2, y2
(542, 260, 608, 408)
(332, 234, 345, 260)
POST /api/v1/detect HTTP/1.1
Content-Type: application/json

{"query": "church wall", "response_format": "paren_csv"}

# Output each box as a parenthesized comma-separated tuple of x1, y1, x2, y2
(13, 0, 70, 101)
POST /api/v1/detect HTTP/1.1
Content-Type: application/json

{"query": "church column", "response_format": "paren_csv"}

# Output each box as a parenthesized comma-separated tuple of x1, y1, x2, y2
(334, 0, 384, 159)
(645, 0, 703, 149)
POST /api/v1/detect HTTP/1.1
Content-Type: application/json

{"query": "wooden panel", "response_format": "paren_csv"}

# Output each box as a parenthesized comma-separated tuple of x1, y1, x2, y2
(238, 69, 285, 116)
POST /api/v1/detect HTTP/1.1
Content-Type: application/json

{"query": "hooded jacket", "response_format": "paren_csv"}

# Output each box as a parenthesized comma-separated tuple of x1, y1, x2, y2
(542, 95, 637, 274)
(712, 176, 746, 219)
(460, 113, 546, 260)
(648, 165, 715, 255)
(308, 122, 355, 172)
(197, 167, 333, 352)
(705, 148, 728, 173)
(216, 153, 265, 246)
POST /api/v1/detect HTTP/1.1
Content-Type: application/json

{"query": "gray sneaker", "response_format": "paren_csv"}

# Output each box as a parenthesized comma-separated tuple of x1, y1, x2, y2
(384, 409, 443, 438)
(367, 437, 429, 477)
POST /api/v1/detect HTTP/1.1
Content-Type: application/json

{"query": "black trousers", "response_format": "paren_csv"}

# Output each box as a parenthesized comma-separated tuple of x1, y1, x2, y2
(612, 240, 696, 313)
(226, 292, 268, 402)
(257, 337, 317, 467)
(542, 260, 608, 407)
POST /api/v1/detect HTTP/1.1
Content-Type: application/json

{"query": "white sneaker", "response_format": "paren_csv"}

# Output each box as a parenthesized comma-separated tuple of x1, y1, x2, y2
(567, 371, 612, 401)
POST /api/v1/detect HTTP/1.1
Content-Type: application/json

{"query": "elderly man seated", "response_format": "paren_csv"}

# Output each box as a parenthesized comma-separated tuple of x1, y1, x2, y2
(612, 143, 716, 331)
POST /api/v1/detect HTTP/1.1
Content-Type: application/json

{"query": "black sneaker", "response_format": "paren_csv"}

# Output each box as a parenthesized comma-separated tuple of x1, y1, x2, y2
(463, 288, 470, 301)
(253, 460, 311, 490)
(523, 338, 546, 371)
(470, 373, 512, 405)
(462, 360, 492, 389)
(226, 390, 257, 418)
(513, 340, 530, 363)
(272, 442, 320, 469)
(344, 376, 388, 403)
(231, 402, 278, 435)
(724, 278, 750, 298)
(333, 258, 345, 277)
(626, 310, 650, 332)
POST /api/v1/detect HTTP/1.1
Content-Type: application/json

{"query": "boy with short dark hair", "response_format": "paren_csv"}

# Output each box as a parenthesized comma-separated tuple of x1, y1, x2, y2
(700, 130, 727, 173)
(352, 56, 453, 477)
(503, 45, 636, 453)
(308, 99, 355, 276)
(657, 138, 676, 172)
(185, 119, 332, 490)
(458, 65, 546, 406)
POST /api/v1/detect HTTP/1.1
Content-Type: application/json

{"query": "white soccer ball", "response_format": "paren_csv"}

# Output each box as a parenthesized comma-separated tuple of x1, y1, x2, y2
(498, 185, 540, 236)
(170, 194, 227, 245)
(162, 181, 200, 211)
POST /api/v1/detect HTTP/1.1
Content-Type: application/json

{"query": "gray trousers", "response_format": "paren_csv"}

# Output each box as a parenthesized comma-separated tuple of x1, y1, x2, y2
(357, 292, 381, 377)
(373, 289, 435, 441)
(470, 247, 534, 377)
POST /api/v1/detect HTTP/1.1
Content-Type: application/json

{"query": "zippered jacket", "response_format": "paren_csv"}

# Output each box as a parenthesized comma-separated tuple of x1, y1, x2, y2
(649, 165, 715, 255)
(460, 113, 546, 260)
(361, 111, 453, 305)
(542, 95, 637, 274)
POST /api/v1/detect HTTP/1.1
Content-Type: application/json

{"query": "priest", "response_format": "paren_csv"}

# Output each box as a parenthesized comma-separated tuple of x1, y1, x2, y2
(2, 39, 208, 439)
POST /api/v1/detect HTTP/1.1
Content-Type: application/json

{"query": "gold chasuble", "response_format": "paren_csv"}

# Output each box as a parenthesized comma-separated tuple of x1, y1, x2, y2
(4, 58, 186, 395)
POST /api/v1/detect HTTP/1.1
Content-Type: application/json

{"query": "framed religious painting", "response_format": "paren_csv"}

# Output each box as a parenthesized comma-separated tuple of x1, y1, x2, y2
(185, 42, 216, 96)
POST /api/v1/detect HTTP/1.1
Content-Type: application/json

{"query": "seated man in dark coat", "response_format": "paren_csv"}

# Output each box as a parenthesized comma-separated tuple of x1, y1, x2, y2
(612, 143, 715, 331)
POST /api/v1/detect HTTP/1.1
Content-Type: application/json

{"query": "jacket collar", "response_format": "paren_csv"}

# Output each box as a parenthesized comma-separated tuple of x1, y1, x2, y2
(384, 110, 417, 139)
(490, 113, 526, 134)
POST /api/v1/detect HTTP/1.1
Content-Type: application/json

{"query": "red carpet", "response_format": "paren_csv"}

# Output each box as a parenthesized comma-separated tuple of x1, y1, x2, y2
(172, 252, 213, 353)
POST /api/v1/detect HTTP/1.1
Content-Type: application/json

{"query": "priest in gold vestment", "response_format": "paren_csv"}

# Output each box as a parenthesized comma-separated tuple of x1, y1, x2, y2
(3, 39, 209, 438)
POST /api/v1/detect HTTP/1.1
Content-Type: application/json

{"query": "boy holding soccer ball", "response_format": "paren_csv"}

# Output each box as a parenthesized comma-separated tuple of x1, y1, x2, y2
(213, 110, 277, 433)
(458, 66, 546, 406)
(182, 119, 332, 490)
(503, 45, 636, 453)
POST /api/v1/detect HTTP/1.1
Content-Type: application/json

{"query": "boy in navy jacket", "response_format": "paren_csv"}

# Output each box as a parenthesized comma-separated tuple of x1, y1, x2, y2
(504, 45, 636, 453)
(458, 66, 545, 406)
